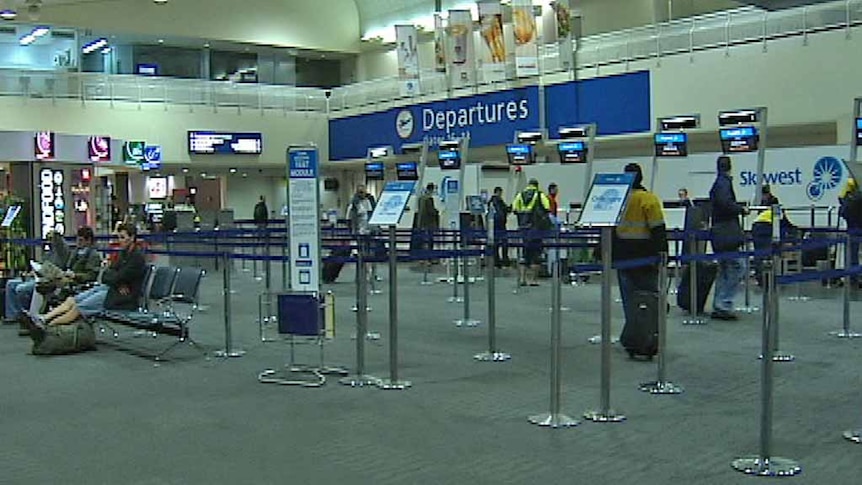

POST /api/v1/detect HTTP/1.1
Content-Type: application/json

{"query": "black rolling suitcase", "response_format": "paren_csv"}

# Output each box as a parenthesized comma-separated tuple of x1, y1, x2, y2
(676, 262, 717, 314)
(322, 248, 350, 284)
(620, 290, 659, 359)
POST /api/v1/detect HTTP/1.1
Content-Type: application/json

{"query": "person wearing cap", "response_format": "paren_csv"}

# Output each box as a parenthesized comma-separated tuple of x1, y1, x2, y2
(614, 163, 667, 340)
(512, 178, 551, 286)
(709, 155, 749, 320)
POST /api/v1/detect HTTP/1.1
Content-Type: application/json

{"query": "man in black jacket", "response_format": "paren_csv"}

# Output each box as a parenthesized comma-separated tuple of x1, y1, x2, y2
(709, 155, 749, 320)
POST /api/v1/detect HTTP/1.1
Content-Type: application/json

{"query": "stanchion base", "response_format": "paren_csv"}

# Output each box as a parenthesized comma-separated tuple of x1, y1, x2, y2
(731, 456, 802, 477)
(548, 306, 572, 312)
(639, 380, 683, 395)
(455, 319, 481, 327)
(351, 306, 373, 312)
(829, 330, 862, 339)
(254, 277, 263, 282)
(787, 296, 810, 302)
(258, 368, 325, 387)
(587, 335, 619, 345)
(528, 413, 579, 428)
(682, 317, 707, 326)
(338, 374, 380, 387)
(758, 353, 796, 362)
(212, 349, 246, 358)
(352, 332, 381, 341)
(842, 429, 862, 443)
(474, 351, 512, 362)
(369, 289, 383, 295)
(734, 306, 760, 314)
(583, 409, 626, 423)
(419, 281, 435, 286)
(447, 297, 464, 303)
(377, 379, 412, 390)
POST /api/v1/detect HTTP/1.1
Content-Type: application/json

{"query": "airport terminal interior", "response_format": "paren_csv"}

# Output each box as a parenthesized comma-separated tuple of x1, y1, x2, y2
(1, 0, 862, 483)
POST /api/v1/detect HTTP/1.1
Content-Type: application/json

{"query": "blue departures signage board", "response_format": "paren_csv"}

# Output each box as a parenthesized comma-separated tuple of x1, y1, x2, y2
(329, 87, 540, 160)
(558, 141, 587, 163)
(288, 148, 320, 292)
(720, 126, 759, 154)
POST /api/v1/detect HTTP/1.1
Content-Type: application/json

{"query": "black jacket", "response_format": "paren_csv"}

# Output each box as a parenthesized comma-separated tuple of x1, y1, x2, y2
(102, 246, 147, 310)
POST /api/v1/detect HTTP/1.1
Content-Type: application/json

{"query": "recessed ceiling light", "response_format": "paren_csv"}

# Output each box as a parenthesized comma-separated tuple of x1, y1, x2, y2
(153, 0, 169, 4)
(157, 39, 164, 44)
(242, 173, 248, 178)
(203, 42, 210, 49)
(182, 168, 189, 173)
(0, 9, 16, 21)
(229, 168, 237, 174)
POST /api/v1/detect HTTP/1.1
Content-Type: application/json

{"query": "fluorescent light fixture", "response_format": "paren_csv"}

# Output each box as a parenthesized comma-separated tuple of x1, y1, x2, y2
(32, 26, 49, 37)
(0, 9, 16, 20)
(82, 38, 108, 54)
(558, 126, 590, 139)
(659, 115, 700, 131)
(19, 34, 36, 46)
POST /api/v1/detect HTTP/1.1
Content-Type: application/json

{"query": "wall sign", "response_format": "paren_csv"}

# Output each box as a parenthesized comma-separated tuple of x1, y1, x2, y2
(35, 132, 54, 161)
(39, 168, 65, 238)
(88, 136, 111, 162)
(288, 147, 321, 292)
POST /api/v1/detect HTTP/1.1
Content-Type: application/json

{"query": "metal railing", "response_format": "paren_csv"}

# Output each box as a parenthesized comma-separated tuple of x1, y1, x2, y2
(0, 0, 859, 114)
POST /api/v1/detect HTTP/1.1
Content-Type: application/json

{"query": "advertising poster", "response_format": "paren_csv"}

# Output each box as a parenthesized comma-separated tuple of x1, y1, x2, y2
(551, 0, 574, 71)
(477, 1, 507, 83)
(512, 0, 539, 77)
(288, 148, 321, 292)
(447, 9, 475, 88)
(434, 13, 447, 73)
(395, 24, 420, 97)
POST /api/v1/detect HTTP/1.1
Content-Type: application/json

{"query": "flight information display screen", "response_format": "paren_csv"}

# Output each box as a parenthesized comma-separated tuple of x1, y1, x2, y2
(188, 131, 263, 155)
(654, 132, 688, 157)
(856, 118, 862, 146)
(720, 126, 759, 154)
(396, 162, 419, 180)
(438, 149, 461, 170)
(558, 141, 587, 163)
(506, 144, 535, 165)
(365, 162, 385, 180)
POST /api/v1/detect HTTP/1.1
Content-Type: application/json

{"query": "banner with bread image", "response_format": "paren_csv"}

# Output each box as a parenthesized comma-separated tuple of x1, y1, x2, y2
(512, 0, 539, 77)
(478, 1, 507, 83)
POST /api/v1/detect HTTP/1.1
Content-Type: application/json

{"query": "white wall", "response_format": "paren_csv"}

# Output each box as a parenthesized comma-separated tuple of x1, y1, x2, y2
(0, 97, 330, 166)
(226, 175, 285, 221)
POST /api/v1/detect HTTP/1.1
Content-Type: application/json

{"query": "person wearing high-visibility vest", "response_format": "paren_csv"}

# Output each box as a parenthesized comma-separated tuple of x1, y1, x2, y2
(512, 178, 551, 287)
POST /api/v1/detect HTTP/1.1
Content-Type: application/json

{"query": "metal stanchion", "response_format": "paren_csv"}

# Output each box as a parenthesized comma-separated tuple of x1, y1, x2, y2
(584, 227, 625, 423)
(420, 232, 434, 286)
(640, 252, 682, 395)
(831, 232, 861, 338)
(214, 252, 245, 358)
(682, 231, 706, 325)
(369, 260, 382, 295)
(448, 231, 463, 303)
(253, 227, 262, 281)
(737, 219, 760, 312)
(669, 237, 680, 295)
(281, 230, 288, 290)
(732, 258, 802, 477)
(529, 231, 577, 428)
(455, 237, 480, 327)
(763, 252, 795, 362)
(475, 212, 510, 362)
(378, 225, 410, 390)
(241, 227, 249, 272)
(340, 242, 379, 387)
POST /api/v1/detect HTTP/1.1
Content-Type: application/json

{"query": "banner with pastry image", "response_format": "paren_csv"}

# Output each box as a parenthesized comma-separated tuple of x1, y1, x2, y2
(434, 13, 446, 73)
(512, 0, 539, 77)
(551, 0, 575, 71)
(396, 24, 420, 96)
(477, 1, 506, 83)
(447, 9, 475, 88)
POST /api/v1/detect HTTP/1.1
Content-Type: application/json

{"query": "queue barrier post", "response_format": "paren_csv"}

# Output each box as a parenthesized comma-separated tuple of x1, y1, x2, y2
(831, 231, 861, 338)
(340, 237, 379, 387)
(214, 252, 245, 359)
(639, 252, 682, 395)
(731, 257, 802, 477)
(529, 229, 578, 428)
(448, 230, 463, 303)
(763, 251, 794, 363)
(584, 226, 625, 423)
(682, 231, 707, 325)
(378, 225, 411, 390)
(475, 208, 511, 362)
(455, 236, 480, 327)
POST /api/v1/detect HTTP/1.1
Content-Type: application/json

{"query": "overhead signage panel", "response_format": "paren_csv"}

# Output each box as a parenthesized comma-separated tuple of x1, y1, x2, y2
(654, 132, 688, 157)
(855, 118, 862, 146)
(720, 126, 759, 153)
(188, 131, 263, 155)
(506, 143, 534, 165)
(558, 141, 587, 163)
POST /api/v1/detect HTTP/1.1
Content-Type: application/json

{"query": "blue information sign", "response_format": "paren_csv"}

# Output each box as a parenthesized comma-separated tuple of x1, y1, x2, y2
(578, 173, 636, 227)
(288, 148, 320, 292)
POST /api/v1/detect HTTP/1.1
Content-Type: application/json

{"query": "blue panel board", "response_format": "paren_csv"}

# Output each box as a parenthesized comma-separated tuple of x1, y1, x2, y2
(545, 71, 651, 138)
(329, 87, 540, 160)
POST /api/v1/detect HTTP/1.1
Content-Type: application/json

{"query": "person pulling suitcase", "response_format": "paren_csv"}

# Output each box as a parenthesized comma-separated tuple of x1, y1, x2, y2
(614, 164, 668, 359)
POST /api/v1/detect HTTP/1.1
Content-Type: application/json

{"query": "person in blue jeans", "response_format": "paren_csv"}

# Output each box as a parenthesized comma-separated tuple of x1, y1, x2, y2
(709, 155, 749, 320)
(4, 231, 69, 327)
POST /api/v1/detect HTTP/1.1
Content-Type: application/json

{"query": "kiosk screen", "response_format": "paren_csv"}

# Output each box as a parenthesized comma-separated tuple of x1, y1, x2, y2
(438, 149, 462, 170)
(654, 132, 688, 157)
(506, 144, 535, 165)
(856, 118, 862, 146)
(558, 141, 587, 163)
(396, 162, 419, 180)
(720, 126, 759, 153)
(365, 162, 385, 180)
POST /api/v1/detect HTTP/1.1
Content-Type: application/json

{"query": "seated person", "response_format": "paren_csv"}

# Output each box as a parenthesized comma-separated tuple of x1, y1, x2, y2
(5, 231, 70, 327)
(30, 226, 102, 309)
(29, 224, 146, 331)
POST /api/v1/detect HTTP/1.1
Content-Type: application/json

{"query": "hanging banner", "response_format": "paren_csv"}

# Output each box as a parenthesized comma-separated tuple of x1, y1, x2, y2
(477, 1, 506, 83)
(395, 24, 420, 97)
(512, 0, 539, 77)
(551, 0, 574, 71)
(447, 9, 475, 88)
(434, 13, 447, 73)
(287, 147, 321, 293)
